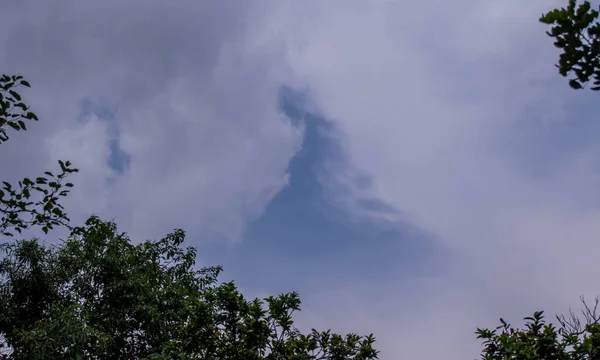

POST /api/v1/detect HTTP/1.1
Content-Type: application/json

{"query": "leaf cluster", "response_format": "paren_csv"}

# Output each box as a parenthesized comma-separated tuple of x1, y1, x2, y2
(540, 0, 600, 90)
(0, 75, 37, 144)
(0, 216, 379, 360)
(476, 298, 600, 360)
(0, 160, 78, 237)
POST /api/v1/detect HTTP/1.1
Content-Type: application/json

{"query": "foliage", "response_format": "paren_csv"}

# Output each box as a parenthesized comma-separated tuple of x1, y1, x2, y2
(0, 75, 37, 144)
(540, 0, 600, 90)
(476, 297, 600, 359)
(0, 216, 379, 360)
(0, 74, 78, 237)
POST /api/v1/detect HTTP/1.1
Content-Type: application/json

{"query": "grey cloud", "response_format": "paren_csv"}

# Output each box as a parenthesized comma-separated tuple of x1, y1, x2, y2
(0, 0, 302, 241)
(271, 0, 600, 358)
(3, 0, 596, 359)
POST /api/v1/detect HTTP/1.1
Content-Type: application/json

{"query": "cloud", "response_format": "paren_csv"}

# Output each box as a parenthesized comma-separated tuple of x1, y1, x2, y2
(0, 0, 302, 242)
(3, 0, 600, 359)
(274, 0, 600, 358)
(203, 89, 439, 295)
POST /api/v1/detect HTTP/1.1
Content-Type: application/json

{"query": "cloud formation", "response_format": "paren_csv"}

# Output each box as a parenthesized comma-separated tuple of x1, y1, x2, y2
(2, 0, 600, 359)
(0, 0, 302, 242)
(279, 0, 600, 358)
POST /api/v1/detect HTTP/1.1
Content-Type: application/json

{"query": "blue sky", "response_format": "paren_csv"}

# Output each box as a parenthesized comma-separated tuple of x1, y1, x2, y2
(83, 84, 440, 293)
(79, 99, 131, 176)
(3, 1, 600, 359)
(199, 87, 440, 291)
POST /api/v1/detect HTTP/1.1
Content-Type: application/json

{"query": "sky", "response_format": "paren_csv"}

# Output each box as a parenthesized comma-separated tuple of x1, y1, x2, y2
(2, 0, 600, 358)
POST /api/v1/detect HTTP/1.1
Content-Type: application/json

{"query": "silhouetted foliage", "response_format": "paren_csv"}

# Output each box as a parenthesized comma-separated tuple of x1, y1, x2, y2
(476, 297, 600, 360)
(0, 74, 78, 236)
(0, 217, 379, 359)
(540, 0, 600, 90)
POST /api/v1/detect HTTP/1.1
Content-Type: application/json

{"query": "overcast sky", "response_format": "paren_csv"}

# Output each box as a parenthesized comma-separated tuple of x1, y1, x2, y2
(3, 0, 600, 358)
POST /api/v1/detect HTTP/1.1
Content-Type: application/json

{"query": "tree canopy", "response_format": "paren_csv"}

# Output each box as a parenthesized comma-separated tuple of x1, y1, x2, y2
(476, 299, 600, 360)
(0, 216, 379, 359)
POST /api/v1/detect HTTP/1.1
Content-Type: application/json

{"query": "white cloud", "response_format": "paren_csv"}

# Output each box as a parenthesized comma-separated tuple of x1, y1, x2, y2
(0, 0, 302, 242)
(2, 0, 599, 359)
(271, 0, 600, 358)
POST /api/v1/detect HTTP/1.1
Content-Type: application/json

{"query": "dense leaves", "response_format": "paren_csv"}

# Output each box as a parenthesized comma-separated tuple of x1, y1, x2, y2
(0, 216, 379, 359)
(540, 0, 600, 90)
(0, 74, 79, 236)
(476, 298, 600, 359)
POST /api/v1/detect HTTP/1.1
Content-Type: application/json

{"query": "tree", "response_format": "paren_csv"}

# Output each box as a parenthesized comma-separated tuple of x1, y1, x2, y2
(540, 0, 600, 90)
(476, 297, 600, 359)
(0, 74, 78, 237)
(0, 216, 379, 359)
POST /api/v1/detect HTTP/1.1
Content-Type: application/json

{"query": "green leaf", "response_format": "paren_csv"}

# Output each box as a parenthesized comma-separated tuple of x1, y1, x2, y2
(569, 79, 583, 89)
(25, 112, 38, 120)
(8, 90, 21, 101)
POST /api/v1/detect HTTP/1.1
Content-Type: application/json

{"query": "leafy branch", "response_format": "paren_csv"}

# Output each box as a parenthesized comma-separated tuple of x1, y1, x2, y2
(0, 74, 38, 143)
(0, 74, 78, 237)
(540, 0, 600, 90)
(0, 160, 79, 236)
